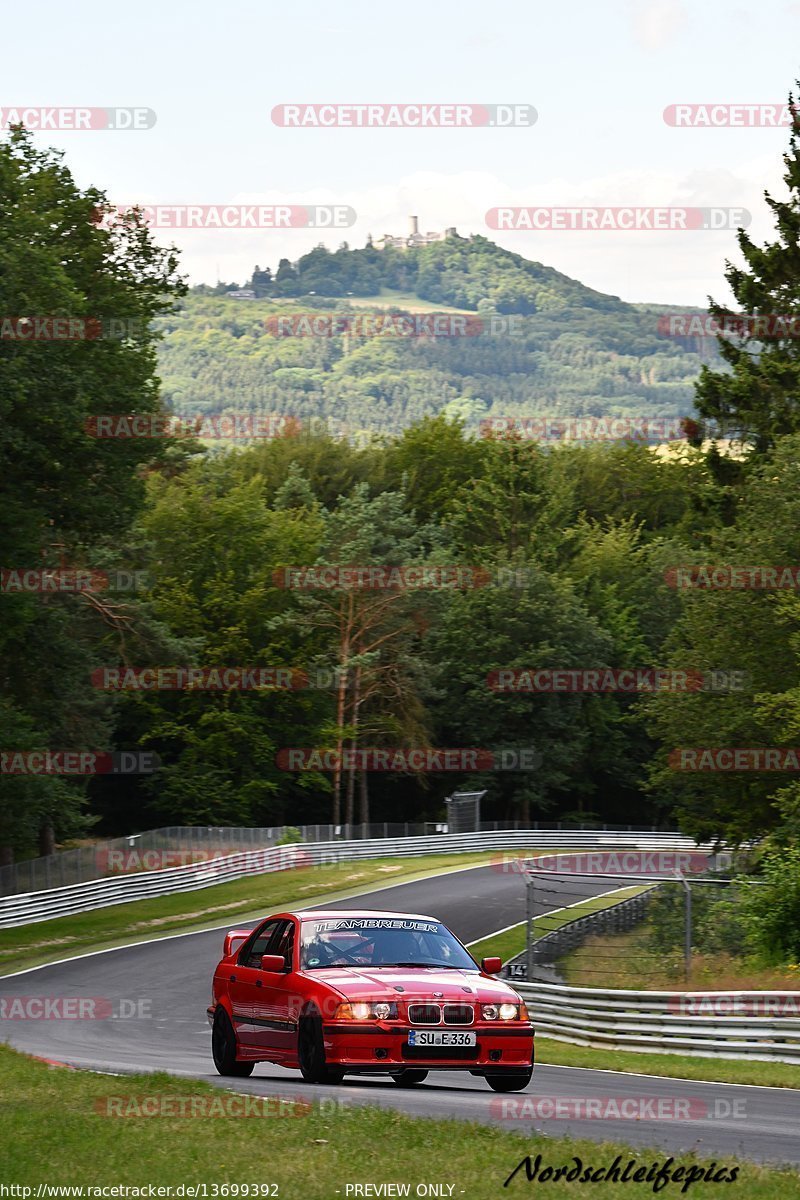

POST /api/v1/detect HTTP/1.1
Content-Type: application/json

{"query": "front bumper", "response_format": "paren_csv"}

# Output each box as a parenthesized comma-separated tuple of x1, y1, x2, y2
(320, 1022, 534, 1072)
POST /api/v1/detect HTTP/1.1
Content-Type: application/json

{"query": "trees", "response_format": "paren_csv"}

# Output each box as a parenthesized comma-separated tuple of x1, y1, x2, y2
(695, 86, 800, 450)
(643, 437, 800, 843)
(0, 128, 185, 860)
(279, 485, 439, 824)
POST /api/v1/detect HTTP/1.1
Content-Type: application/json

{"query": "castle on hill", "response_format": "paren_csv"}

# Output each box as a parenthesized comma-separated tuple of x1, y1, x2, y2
(372, 215, 458, 251)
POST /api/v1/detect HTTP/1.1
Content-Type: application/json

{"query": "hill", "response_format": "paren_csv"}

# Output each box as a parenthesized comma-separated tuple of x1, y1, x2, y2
(155, 235, 717, 436)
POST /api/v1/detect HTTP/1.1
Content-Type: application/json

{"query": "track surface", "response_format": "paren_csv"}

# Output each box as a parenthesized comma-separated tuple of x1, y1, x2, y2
(2, 865, 798, 1166)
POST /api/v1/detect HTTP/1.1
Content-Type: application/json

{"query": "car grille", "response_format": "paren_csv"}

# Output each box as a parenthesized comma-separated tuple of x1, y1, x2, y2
(407, 1003, 440, 1025)
(402, 1044, 479, 1061)
(443, 1004, 474, 1025)
(407, 1003, 475, 1025)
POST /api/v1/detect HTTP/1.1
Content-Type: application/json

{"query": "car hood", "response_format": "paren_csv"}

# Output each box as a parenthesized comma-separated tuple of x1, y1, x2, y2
(308, 967, 521, 1004)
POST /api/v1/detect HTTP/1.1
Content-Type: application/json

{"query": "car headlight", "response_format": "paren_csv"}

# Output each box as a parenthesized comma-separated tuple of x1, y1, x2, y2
(333, 1001, 398, 1020)
(481, 1003, 521, 1020)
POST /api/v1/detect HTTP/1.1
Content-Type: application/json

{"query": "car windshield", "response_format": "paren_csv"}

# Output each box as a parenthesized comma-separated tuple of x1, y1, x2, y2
(299, 917, 479, 971)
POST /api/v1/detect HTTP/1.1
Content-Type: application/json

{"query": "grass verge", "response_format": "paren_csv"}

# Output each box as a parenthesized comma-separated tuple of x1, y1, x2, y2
(468, 886, 651, 964)
(559, 926, 800, 991)
(534, 1036, 800, 1090)
(1, 1046, 797, 1198)
(0, 850, 521, 977)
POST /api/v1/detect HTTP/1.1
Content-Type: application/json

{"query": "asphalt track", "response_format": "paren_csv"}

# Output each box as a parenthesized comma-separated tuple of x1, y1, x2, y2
(1, 864, 798, 1167)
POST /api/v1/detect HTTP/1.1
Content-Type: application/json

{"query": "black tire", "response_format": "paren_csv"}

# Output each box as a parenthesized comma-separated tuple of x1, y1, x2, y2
(485, 1069, 533, 1093)
(390, 1070, 428, 1087)
(297, 1009, 345, 1084)
(212, 1008, 254, 1077)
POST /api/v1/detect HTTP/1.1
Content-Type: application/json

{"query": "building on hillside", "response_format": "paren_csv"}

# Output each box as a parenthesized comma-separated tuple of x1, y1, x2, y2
(226, 288, 256, 300)
(373, 216, 458, 251)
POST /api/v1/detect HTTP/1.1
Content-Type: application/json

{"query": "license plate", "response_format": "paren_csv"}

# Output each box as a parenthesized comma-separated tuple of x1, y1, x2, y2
(407, 1030, 477, 1047)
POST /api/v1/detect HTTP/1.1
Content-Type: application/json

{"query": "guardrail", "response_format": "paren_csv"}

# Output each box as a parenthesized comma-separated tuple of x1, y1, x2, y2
(0, 821, 682, 897)
(515, 980, 800, 1064)
(0, 829, 704, 929)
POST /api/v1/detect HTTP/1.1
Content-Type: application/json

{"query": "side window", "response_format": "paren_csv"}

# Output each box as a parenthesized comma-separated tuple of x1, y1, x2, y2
(238, 920, 281, 967)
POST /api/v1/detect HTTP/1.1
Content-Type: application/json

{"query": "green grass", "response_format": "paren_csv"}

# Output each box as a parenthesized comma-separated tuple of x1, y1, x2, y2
(468, 886, 651, 964)
(535, 1037, 800, 1090)
(342, 290, 474, 314)
(1, 1046, 797, 1197)
(559, 924, 800, 992)
(0, 850, 527, 976)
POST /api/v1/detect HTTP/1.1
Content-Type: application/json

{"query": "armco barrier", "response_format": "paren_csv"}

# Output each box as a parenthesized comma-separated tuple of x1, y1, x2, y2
(0, 830, 704, 928)
(0, 821, 681, 897)
(515, 980, 800, 1064)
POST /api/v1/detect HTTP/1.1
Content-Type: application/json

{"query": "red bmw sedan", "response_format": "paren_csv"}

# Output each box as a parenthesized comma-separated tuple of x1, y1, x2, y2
(208, 909, 534, 1091)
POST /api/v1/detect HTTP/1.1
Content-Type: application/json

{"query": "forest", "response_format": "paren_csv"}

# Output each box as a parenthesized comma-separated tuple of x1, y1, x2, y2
(4, 119, 800, 866)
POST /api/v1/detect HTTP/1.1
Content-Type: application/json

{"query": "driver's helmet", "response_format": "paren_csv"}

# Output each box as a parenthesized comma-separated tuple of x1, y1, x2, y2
(302, 939, 328, 968)
(371, 927, 419, 964)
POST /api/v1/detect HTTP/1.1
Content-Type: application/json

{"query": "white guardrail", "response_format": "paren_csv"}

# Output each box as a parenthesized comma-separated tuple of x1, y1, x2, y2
(0, 829, 701, 929)
(515, 981, 800, 1064)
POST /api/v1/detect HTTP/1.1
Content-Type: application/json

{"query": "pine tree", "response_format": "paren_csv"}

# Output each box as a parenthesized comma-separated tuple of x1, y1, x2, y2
(695, 86, 800, 451)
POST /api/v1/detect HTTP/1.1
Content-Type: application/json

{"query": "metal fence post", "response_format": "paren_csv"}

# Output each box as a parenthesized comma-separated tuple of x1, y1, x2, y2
(525, 871, 534, 982)
(677, 873, 692, 982)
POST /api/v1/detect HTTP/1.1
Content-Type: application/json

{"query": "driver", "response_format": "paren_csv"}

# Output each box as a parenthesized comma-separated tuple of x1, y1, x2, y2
(370, 927, 420, 965)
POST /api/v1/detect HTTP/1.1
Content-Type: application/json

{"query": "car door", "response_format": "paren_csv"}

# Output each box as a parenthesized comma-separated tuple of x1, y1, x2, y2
(230, 919, 282, 1049)
(252, 918, 300, 1060)
(257, 918, 301, 1060)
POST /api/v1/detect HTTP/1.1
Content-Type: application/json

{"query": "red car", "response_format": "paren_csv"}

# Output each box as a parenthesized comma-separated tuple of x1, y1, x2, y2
(208, 908, 534, 1092)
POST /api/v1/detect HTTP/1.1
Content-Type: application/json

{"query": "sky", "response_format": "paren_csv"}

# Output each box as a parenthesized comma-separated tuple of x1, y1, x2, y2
(3, 0, 799, 305)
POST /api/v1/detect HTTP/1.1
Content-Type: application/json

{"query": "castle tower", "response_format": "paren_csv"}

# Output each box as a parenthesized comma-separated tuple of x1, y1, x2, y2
(409, 215, 419, 237)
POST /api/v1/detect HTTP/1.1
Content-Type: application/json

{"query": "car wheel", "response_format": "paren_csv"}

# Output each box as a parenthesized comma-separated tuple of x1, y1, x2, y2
(485, 1069, 533, 1093)
(212, 1008, 254, 1077)
(390, 1070, 428, 1086)
(297, 1008, 344, 1084)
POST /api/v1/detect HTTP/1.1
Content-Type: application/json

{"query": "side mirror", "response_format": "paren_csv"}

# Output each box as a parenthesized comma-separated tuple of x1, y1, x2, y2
(223, 930, 250, 958)
(261, 953, 287, 973)
(481, 956, 502, 975)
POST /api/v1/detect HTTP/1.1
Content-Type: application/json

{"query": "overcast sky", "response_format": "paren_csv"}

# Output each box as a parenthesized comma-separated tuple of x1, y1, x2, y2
(5, 0, 799, 305)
